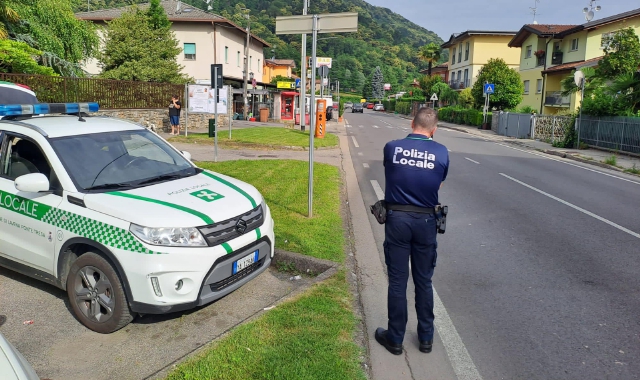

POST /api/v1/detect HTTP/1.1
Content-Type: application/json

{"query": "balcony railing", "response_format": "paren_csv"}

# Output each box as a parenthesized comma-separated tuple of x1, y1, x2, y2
(551, 52, 563, 65)
(449, 79, 470, 90)
(536, 56, 545, 66)
(544, 91, 571, 107)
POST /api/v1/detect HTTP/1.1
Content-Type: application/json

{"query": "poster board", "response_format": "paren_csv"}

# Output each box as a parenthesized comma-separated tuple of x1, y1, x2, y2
(187, 84, 228, 114)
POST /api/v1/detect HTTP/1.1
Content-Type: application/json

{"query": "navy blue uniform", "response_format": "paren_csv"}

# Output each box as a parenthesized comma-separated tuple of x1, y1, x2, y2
(382, 134, 449, 345)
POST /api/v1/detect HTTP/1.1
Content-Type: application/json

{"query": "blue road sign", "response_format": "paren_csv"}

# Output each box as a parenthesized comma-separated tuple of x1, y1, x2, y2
(295, 78, 301, 88)
(484, 83, 495, 94)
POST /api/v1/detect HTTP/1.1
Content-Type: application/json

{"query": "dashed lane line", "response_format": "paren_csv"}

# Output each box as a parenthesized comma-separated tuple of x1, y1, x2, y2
(464, 157, 480, 164)
(351, 136, 360, 148)
(363, 163, 370, 168)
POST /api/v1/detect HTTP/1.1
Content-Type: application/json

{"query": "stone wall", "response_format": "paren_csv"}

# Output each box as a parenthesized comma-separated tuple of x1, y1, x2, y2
(97, 109, 229, 132)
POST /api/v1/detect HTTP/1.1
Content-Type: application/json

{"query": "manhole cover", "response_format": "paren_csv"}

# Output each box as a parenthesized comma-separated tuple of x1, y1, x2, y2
(0, 315, 6, 327)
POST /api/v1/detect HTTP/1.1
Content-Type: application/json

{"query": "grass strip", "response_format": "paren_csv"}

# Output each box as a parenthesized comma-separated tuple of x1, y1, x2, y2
(169, 127, 338, 149)
(166, 271, 365, 380)
(197, 160, 344, 262)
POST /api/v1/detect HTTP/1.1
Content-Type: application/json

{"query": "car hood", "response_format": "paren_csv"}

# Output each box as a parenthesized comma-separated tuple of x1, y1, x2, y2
(82, 170, 262, 228)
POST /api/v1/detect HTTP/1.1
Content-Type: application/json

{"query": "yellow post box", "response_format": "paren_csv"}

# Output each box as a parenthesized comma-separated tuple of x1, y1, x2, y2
(315, 99, 326, 138)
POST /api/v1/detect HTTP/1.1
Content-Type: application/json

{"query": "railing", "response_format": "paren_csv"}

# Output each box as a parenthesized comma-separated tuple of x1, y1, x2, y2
(551, 52, 563, 65)
(578, 116, 640, 154)
(544, 91, 571, 107)
(0, 73, 185, 109)
(449, 79, 470, 90)
(536, 56, 545, 66)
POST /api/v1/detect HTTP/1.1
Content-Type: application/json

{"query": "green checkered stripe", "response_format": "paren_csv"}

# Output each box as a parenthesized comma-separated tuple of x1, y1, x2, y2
(41, 209, 161, 255)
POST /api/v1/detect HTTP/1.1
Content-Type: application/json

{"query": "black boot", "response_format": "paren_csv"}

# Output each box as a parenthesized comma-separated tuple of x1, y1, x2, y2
(375, 328, 403, 355)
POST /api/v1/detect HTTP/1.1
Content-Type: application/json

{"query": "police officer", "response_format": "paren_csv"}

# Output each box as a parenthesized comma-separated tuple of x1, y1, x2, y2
(375, 107, 449, 355)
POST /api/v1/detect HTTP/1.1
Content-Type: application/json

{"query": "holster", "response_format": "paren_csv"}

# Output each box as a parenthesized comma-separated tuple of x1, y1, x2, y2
(435, 204, 448, 234)
(370, 200, 387, 224)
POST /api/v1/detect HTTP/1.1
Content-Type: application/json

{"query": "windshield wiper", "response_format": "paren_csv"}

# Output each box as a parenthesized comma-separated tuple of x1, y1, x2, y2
(84, 183, 135, 191)
(136, 173, 185, 186)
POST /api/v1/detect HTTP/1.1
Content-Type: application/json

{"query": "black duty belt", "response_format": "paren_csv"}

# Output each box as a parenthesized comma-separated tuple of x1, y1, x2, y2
(386, 203, 435, 214)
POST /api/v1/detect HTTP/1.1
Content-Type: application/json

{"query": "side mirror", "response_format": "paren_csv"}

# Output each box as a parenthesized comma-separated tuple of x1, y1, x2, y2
(15, 173, 50, 193)
(181, 151, 192, 161)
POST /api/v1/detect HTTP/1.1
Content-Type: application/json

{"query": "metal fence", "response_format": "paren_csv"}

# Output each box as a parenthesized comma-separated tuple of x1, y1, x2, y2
(0, 73, 185, 109)
(578, 116, 640, 154)
(494, 112, 533, 139)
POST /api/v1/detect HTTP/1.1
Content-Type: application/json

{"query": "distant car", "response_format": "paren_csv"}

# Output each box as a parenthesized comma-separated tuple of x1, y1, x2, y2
(366, 103, 375, 109)
(352, 103, 364, 113)
(0, 332, 39, 380)
(373, 103, 384, 111)
(344, 102, 353, 108)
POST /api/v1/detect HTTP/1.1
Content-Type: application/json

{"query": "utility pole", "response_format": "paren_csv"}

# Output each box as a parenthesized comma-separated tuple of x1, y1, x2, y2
(299, 0, 309, 131)
(242, 11, 251, 120)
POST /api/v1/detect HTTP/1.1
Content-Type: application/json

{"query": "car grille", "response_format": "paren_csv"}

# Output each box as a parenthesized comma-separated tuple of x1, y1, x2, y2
(209, 257, 266, 292)
(198, 205, 264, 247)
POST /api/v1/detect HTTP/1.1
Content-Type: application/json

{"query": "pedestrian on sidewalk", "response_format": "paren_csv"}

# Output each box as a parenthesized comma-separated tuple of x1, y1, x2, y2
(375, 107, 450, 355)
(169, 94, 182, 135)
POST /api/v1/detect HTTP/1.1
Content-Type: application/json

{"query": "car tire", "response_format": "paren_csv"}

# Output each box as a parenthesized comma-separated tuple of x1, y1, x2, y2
(67, 252, 134, 334)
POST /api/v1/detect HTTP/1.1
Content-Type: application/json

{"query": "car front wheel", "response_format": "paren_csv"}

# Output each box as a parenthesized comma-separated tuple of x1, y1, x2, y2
(67, 252, 134, 333)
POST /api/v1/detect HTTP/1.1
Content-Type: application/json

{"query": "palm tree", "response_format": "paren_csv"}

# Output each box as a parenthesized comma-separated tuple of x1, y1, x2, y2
(609, 71, 640, 113)
(561, 67, 602, 97)
(418, 42, 442, 76)
(0, 0, 19, 39)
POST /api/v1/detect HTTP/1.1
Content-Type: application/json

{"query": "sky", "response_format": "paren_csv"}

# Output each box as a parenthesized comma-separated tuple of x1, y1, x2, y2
(363, 0, 634, 40)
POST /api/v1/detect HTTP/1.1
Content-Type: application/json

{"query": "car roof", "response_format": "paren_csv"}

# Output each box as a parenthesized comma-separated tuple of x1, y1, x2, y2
(2, 115, 144, 138)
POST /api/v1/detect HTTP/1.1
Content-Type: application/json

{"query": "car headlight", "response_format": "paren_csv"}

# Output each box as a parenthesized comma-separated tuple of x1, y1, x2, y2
(129, 224, 207, 247)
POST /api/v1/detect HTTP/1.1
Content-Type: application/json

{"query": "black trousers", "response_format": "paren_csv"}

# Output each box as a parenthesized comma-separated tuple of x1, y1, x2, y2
(384, 210, 438, 344)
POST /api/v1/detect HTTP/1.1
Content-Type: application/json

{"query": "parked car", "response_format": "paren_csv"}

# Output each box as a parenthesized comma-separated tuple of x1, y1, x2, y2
(352, 103, 364, 113)
(0, 332, 39, 380)
(373, 103, 384, 111)
(344, 102, 353, 109)
(366, 103, 375, 109)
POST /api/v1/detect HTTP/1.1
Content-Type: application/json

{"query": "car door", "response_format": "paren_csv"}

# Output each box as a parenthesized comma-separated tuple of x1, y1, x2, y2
(0, 132, 63, 273)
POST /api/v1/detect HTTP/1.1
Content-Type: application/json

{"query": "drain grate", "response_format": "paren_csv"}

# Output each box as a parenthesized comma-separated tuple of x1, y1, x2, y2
(0, 315, 6, 327)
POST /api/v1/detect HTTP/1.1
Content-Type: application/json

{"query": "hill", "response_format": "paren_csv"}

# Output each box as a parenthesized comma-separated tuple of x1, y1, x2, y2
(73, 0, 445, 93)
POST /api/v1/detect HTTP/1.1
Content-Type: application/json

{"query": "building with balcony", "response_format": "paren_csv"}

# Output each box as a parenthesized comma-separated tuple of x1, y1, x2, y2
(509, 7, 640, 114)
(419, 62, 449, 83)
(441, 30, 520, 91)
(262, 59, 296, 84)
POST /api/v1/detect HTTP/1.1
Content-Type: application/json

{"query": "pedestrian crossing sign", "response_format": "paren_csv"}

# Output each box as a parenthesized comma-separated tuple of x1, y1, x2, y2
(483, 83, 495, 94)
(430, 93, 438, 101)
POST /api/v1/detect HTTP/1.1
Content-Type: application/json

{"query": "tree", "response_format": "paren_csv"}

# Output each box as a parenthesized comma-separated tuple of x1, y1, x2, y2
(99, 7, 191, 83)
(418, 42, 441, 76)
(459, 87, 474, 108)
(471, 58, 524, 110)
(596, 28, 640, 79)
(354, 70, 366, 94)
(343, 68, 352, 89)
(270, 74, 293, 85)
(0, 0, 19, 39)
(608, 71, 640, 115)
(371, 66, 384, 100)
(7, 0, 99, 76)
(147, 0, 170, 29)
(419, 75, 444, 97)
(0, 39, 56, 75)
(560, 67, 603, 97)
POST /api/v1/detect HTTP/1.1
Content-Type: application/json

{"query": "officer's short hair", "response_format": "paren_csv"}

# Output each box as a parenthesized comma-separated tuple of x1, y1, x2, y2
(413, 108, 438, 131)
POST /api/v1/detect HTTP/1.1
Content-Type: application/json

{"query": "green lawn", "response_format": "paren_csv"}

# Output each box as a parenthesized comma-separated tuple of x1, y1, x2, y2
(170, 127, 338, 149)
(197, 160, 344, 262)
(166, 272, 365, 380)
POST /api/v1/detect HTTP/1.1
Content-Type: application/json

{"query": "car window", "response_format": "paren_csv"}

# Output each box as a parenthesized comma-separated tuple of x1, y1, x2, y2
(0, 134, 62, 191)
(50, 129, 196, 191)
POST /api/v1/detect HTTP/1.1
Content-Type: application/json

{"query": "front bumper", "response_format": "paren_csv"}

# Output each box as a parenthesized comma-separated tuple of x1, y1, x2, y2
(130, 236, 272, 314)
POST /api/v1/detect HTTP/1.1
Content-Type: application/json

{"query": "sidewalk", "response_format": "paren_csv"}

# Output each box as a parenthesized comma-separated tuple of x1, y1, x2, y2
(437, 121, 640, 173)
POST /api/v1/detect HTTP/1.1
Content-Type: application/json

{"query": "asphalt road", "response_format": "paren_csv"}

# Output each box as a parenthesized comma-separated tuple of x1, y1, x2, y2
(345, 109, 640, 380)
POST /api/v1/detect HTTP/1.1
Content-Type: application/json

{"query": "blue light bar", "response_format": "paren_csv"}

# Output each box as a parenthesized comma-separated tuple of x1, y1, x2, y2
(0, 102, 99, 116)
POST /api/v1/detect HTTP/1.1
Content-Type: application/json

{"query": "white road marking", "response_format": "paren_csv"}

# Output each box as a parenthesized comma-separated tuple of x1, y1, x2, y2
(351, 136, 360, 148)
(370, 180, 385, 201)
(346, 125, 352, 128)
(464, 157, 480, 164)
(358, 152, 363, 156)
(363, 163, 370, 168)
(370, 179, 483, 380)
(387, 126, 393, 129)
(448, 149, 452, 152)
(359, 125, 364, 128)
(373, 125, 379, 128)
(500, 173, 640, 239)
(496, 143, 640, 186)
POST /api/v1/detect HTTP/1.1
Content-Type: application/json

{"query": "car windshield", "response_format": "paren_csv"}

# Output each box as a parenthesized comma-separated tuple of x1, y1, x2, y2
(50, 129, 198, 192)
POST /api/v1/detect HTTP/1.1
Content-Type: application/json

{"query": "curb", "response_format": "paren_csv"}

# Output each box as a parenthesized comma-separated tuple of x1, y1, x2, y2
(543, 150, 628, 173)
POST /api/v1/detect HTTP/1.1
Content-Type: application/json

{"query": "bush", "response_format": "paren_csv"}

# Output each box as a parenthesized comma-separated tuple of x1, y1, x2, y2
(517, 105, 535, 114)
(396, 101, 411, 115)
(437, 107, 491, 126)
(382, 99, 396, 112)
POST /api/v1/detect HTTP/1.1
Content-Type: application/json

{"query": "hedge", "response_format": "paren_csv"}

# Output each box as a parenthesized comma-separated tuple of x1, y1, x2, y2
(396, 101, 411, 115)
(438, 107, 492, 127)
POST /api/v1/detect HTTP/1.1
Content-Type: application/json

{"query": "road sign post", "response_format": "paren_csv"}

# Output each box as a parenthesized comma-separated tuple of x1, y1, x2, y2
(430, 93, 438, 108)
(483, 83, 495, 125)
(276, 12, 358, 218)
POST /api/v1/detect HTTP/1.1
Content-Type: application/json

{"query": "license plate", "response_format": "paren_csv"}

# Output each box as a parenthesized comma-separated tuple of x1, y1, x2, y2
(233, 250, 259, 274)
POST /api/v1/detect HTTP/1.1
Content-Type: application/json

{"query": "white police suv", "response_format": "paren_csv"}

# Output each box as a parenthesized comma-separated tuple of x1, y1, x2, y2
(0, 103, 274, 333)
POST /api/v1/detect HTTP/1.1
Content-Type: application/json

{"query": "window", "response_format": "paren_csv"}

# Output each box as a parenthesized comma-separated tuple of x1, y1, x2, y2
(452, 48, 456, 64)
(0, 136, 57, 190)
(465, 42, 469, 61)
(525, 45, 532, 58)
(457, 70, 461, 83)
(554, 42, 561, 51)
(463, 69, 469, 86)
(451, 71, 456, 83)
(258, 59, 261, 72)
(183, 43, 196, 60)
(458, 43, 462, 62)
(237, 51, 240, 67)
(225, 46, 229, 63)
(571, 38, 579, 51)
(536, 79, 543, 93)
(249, 55, 252, 70)
(523, 80, 530, 94)
(601, 32, 616, 49)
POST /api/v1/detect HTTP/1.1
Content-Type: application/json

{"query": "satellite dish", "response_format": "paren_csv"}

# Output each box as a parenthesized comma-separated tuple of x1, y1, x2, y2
(574, 70, 585, 87)
(583, 7, 589, 13)
(586, 10, 594, 21)
(533, 20, 538, 24)
(596, 5, 601, 11)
